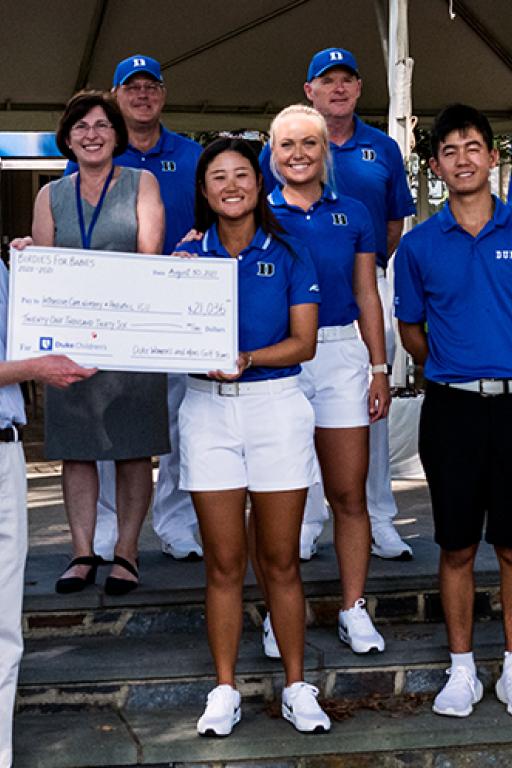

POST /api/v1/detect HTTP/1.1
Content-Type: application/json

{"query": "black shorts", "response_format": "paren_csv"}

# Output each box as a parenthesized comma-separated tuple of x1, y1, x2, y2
(419, 381, 512, 551)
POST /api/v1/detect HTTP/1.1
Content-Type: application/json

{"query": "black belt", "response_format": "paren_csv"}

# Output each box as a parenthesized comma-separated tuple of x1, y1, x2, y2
(0, 424, 23, 443)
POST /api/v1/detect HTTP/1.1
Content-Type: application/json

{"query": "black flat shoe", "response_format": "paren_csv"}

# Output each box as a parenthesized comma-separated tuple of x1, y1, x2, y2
(104, 555, 139, 596)
(55, 555, 98, 594)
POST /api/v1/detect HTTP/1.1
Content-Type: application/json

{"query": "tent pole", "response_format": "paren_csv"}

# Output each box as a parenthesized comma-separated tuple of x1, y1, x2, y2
(373, 0, 389, 70)
(387, 0, 414, 388)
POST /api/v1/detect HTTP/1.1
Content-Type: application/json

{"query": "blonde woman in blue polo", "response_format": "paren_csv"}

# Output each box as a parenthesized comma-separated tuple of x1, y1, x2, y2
(259, 104, 390, 657)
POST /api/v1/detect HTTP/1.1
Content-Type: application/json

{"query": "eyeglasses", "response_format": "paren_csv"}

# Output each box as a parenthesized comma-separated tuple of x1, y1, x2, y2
(121, 82, 163, 96)
(70, 120, 113, 135)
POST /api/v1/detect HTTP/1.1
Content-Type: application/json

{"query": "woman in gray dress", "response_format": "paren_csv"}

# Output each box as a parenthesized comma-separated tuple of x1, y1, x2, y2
(18, 91, 169, 594)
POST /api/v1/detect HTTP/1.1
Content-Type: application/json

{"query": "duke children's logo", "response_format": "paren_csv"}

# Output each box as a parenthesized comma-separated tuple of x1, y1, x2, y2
(257, 261, 275, 277)
(496, 250, 512, 260)
(39, 337, 53, 351)
(361, 149, 377, 162)
(332, 213, 348, 226)
(161, 161, 176, 172)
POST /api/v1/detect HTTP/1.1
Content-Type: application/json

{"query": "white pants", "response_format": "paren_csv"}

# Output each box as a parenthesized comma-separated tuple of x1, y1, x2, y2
(0, 442, 27, 768)
(152, 374, 199, 546)
(302, 272, 397, 531)
(366, 272, 398, 528)
(93, 374, 198, 559)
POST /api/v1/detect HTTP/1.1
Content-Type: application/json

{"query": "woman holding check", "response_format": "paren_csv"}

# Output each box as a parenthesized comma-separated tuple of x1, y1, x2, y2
(258, 104, 390, 656)
(175, 137, 330, 736)
(13, 90, 169, 595)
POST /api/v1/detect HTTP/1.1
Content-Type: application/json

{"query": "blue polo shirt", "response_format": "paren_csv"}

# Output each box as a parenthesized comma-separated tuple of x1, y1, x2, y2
(65, 125, 202, 254)
(268, 185, 375, 328)
(176, 226, 320, 382)
(0, 261, 26, 428)
(394, 196, 512, 382)
(260, 115, 415, 268)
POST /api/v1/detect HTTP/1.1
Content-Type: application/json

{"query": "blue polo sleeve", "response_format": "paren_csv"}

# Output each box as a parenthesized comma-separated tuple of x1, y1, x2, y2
(386, 139, 415, 220)
(174, 240, 203, 257)
(63, 160, 78, 176)
(259, 142, 281, 196)
(393, 236, 425, 323)
(286, 240, 321, 307)
(354, 200, 376, 253)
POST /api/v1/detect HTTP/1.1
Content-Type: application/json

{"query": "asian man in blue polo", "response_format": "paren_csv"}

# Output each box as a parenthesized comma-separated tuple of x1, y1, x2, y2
(394, 104, 512, 718)
(65, 55, 203, 565)
(260, 47, 415, 561)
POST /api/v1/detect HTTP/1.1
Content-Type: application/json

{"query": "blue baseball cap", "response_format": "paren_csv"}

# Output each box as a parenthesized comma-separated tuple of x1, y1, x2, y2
(306, 48, 359, 81)
(113, 55, 164, 87)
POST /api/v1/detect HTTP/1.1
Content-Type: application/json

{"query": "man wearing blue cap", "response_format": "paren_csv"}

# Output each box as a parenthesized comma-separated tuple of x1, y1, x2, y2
(260, 47, 415, 561)
(68, 55, 203, 561)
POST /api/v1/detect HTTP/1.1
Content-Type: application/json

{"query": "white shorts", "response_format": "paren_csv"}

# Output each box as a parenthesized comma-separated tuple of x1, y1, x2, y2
(299, 330, 370, 428)
(179, 376, 318, 492)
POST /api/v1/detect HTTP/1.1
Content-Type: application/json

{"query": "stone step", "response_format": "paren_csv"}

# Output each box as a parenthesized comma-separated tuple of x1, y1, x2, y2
(23, 544, 501, 640)
(18, 620, 505, 712)
(25, 474, 503, 639)
(14, 696, 512, 768)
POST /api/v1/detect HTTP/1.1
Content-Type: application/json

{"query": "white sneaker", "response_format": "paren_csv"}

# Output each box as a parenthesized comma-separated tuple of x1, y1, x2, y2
(371, 523, 413, 561)
(161, 540, 203, 560)
(197, 684, 241, 736)
(433, 666, 483, 717)
(338, 598, 385, 654)
(496, 664, 512, 715)
(262, 613, 281, 659)
(300, 525, 320, 561)
(282, 682, 331, 733)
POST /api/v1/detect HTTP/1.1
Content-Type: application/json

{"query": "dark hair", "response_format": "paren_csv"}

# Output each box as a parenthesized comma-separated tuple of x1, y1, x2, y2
(430, 104, 494, 159)
(194, 137, 284, 237)
(56, 90, 128, 162)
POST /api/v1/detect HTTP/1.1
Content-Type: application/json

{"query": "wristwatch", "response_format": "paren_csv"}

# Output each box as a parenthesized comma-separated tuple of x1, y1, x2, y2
(371, 363, 392, 375)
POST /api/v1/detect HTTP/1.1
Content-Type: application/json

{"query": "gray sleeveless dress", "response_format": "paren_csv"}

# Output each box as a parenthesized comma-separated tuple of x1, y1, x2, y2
(45, 167, 170, 460)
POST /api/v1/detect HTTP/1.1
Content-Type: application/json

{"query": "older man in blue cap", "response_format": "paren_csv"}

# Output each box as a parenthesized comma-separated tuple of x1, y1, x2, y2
(260, 46, 415, 562)
(67, 55, 203, 562)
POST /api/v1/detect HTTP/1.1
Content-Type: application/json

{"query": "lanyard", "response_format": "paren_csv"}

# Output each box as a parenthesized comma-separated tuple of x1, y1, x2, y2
(75, 166, 115, 249)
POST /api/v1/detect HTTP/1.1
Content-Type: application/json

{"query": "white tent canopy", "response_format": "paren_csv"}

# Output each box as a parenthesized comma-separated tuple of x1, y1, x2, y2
(1, 0, 512, 133)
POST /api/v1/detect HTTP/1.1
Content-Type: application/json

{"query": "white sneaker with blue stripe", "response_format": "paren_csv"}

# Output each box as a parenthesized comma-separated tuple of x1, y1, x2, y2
(282, 682, 331, 733)
(197, 684, 241, 736)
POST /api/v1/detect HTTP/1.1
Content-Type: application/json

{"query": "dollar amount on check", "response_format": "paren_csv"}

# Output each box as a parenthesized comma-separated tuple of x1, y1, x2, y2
(8, 246, 238, 373)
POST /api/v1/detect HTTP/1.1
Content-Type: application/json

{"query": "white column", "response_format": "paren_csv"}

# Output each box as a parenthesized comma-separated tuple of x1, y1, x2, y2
(387, 0, 415, 388)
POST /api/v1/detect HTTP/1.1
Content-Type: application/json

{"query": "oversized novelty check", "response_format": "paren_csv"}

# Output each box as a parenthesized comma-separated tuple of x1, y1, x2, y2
(8, 246, 238, 373)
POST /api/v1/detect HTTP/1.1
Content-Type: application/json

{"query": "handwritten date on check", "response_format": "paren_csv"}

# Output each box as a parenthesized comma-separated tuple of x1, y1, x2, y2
(7, 246, 238, 373)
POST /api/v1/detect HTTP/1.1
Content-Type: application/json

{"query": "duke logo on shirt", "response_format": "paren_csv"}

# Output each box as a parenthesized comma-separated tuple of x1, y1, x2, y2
(161, 161, 176, 172)
(257, 262, 275, 277)
(332, 213, 348, 226)
(496, 250, 511, 259)
(361, 149, 377, 162)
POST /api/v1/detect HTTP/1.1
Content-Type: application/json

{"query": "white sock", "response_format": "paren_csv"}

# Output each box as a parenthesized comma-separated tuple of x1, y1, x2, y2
(450, 651, 476, 675)
(504, 651, 512, 669)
